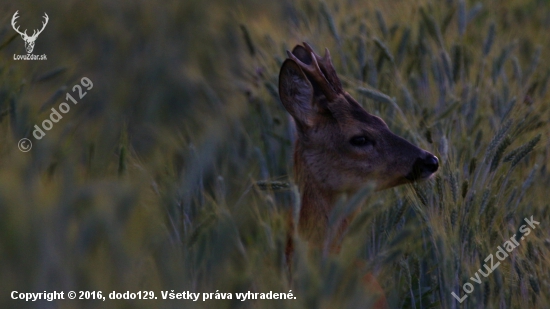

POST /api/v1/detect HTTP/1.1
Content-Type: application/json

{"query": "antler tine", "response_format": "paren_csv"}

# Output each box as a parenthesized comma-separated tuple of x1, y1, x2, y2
(42, 13, 49, 27)
(302, 43, 333, 68)
(31, 13, 49, 38)
(12, 11, 19, 24)
(286, 50, 337, 101)
(300, 43, 343, 93)
(11, 11, 27, 37)
(303, 42, 322, 59)
(322, 47, 332, 63)
(285, 50, 322, 80)
(321, 47, 342, 91)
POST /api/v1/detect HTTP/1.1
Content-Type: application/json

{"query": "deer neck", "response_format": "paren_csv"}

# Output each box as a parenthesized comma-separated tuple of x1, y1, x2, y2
(294, 144, 350, 252)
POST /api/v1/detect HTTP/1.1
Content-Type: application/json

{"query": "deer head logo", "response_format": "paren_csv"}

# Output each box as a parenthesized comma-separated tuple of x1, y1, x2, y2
(11, 11, 49, 54)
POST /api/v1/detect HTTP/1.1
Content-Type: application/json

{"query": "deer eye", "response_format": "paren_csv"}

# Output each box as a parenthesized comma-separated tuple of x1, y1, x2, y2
(350, 136, 374, 147)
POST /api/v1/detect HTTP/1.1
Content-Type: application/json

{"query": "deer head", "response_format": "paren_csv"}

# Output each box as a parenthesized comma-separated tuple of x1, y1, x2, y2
(279, 43, 438, 245)
(11, 11, 49, 54)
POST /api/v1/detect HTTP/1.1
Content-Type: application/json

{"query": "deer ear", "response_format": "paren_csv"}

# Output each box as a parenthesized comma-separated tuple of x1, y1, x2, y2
(279, 59, 314, 128)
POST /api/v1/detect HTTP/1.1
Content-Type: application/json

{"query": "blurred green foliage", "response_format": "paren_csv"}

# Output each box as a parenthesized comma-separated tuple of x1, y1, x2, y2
(0, 0, 549, 308)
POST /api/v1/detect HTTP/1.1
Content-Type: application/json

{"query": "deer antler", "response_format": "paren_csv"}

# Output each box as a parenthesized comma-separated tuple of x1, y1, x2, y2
(30, 13, 49, 39)
(11, 11, 28, 37)
(286, 49, 338, 101)
(302, 42, 343, 93)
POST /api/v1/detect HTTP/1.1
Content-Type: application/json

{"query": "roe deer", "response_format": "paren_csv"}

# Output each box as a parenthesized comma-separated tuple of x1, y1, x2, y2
(279, 43, 439, 308)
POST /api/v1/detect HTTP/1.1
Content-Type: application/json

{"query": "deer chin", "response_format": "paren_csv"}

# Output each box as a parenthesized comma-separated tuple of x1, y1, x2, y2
(373, 178, 409, 191)
(404, 169, 436, 182)
(370, 170, 435, 192)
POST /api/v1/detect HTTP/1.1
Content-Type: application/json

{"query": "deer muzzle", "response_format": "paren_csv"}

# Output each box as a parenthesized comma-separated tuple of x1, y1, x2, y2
(405, 154, 439, 181)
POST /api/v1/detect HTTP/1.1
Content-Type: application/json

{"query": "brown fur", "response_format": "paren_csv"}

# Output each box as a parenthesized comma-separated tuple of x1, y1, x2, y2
(279, 43, 438, 308)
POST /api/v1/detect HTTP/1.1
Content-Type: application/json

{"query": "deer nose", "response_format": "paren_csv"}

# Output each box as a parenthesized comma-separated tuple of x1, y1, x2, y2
(423, 155, 439, 173)
(406, 154, 439, 181)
